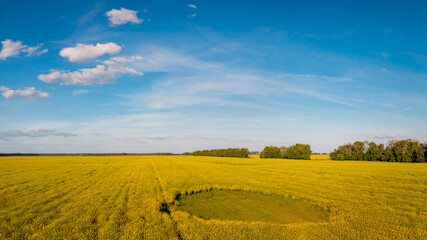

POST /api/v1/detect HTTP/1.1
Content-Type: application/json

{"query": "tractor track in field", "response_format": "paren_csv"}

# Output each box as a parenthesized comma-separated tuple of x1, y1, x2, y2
(149, 159, 183, 240)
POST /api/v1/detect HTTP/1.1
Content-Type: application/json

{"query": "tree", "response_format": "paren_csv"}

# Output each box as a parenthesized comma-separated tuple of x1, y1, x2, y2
(192, 148, 249, 158)
(407, 141, 425, 163)
(352, 141, 366, 161)
(365, 142, 384, 161)
(330, 143, 354, 160)
(279, 146, 288, 157)
(331, 139, 425, 162)
(282, 143, 312, 160)
(260, 146, 282, 158)
(424, 143, 427, 161)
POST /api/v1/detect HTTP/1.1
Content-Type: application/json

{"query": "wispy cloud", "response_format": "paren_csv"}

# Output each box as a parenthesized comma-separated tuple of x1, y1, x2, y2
(120, 135, 169, 143)
(370, 134, 399, 141)
(22, 44, 48, 56)
(0, 129, 77, 141)
(352, 99, 395, 108)
(72, 89, 91, 96)
(135, 48, 219, 72)
(127, 48, 360, 109)
(129, 45, 423, 114)
(188, 4, 197, 9)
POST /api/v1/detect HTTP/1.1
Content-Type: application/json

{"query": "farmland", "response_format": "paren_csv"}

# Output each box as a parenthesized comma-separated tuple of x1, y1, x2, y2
(0, 156, 426, 239)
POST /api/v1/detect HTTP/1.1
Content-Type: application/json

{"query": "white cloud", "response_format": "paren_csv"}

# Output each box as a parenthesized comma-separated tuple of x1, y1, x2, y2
(106, 8, 142, 26)
(38, 56, 143, 85)
(37, 70, 62, 83)
(0, 39, 47, 60)
(188, 13, 197, 18)
(0, 86, 50, 99)
(188, 4, 197, 9)
(60, 42, 122, 62)
(0, 39, 25, 60)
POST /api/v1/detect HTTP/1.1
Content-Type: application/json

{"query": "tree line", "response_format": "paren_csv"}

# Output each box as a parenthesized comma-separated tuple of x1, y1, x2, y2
(260, 144, 312, 160)
(330, 139, 426, 162)
(193, 148, 250, 158)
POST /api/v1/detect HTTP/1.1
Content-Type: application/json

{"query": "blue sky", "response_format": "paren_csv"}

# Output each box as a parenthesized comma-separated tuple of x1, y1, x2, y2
(0, 0, 426, 153)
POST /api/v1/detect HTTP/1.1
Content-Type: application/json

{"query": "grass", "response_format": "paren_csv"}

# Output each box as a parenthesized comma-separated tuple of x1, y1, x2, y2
(0, 155, 426, 239)
(175, 189, 329, 224)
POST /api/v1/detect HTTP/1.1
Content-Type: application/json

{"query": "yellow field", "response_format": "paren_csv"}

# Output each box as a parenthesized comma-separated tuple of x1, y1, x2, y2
(310, 154, 330, 160)
(0, 155, 426, 239)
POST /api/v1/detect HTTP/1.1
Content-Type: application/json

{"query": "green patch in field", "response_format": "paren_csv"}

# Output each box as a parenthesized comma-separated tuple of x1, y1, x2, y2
(175, 190, 329, 224)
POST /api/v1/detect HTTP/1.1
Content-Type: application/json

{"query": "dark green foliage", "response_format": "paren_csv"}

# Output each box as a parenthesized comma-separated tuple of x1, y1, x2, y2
(330, 139, 426, 162)
(330, 144, 351, 160)
(389, 140, 425, 163)
(282, 144, 312, 160)
(365, 142, 384, 161)
(260, 146, 282, 158)
(193, 148, 250, 158)
(352, 141, 366, 161)
(260, 144, 312, 159)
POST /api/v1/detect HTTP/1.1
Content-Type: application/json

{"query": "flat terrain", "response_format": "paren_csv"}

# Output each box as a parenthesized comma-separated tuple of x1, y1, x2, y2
(0, 156, 426, 239)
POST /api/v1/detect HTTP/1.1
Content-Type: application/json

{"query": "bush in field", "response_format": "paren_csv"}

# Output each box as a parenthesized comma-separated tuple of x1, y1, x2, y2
(193, 148, 250, 158)
(282, 144, 312, 160)
(330, 139, 426, 162)
(260, 146, 282, 158)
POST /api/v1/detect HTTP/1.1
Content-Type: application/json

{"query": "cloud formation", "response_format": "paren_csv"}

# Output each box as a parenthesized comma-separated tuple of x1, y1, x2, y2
(0, 86, 50, 99)
(60, 42, 121, 62)
(22, 45, 48, 56)
(38, 56, 143, 85)
(106, 8, 142, 26)
(129, 49, 365, 110)
(0, 39, 47, 60)
(0, 129, 77, 141)
(188, 4, 197, 9)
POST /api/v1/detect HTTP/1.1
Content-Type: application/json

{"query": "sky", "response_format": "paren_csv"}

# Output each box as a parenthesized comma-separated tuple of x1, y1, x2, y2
(0, 0, 426, 153)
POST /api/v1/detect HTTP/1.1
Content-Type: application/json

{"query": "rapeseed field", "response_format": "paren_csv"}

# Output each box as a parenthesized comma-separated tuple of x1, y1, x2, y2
(0, 156, 426, 239)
